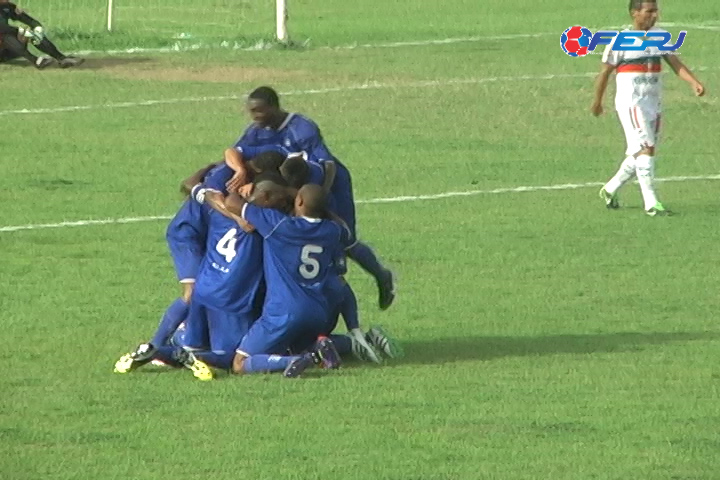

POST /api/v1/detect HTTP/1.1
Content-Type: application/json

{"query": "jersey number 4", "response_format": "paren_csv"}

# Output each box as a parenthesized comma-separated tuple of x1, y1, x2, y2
(216, 228, 238, 263)
(299, 244, 323, 279)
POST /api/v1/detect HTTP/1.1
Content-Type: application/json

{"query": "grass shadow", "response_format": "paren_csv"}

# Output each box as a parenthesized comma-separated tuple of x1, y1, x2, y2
(398, 331, 719, 365)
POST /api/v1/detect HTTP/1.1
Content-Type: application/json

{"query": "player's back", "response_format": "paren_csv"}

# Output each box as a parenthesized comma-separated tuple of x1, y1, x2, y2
(194, 208, 264, 314)
(243, 205, 349, 316)
(166, 197, 208, 244)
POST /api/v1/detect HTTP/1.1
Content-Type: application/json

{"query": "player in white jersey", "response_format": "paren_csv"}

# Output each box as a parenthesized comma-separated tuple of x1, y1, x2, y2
(591, 0, 705, 216)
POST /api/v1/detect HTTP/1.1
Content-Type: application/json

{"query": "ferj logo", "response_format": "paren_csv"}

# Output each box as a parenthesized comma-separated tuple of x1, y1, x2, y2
(560, 26, 686, 57)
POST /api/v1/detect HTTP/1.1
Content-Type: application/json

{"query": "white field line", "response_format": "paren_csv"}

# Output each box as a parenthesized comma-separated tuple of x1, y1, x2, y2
(66, 21, 720, 57)
(0, 72, 597, 117)
(2, 174, 719, 233)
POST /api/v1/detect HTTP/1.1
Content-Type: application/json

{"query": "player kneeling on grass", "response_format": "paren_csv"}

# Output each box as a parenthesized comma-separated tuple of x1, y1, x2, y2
(0, 0, 83, 68)
(592, 0, 705, 216)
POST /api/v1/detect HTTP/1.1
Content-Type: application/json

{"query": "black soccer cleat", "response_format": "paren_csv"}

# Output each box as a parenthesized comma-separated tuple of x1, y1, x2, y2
(311, 336, 342, 369)
(283, 353, 315, 378)
(377, 269, 396, 310)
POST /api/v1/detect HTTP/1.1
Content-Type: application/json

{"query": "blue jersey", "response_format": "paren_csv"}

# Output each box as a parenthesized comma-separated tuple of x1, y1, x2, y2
(165, 197, 208, 244)
(234, 113, 335, 164)
(193, 207, 264, 314)
(242, 204, 352, 315)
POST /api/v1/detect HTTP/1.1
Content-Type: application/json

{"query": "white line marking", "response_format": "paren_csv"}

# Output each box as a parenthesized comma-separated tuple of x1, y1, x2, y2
(66, 21, 720, 57)
(2, 174, 719, 233)
(0, 72, 598, 117)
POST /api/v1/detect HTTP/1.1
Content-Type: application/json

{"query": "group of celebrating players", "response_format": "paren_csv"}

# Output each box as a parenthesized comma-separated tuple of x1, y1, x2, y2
(114, 86, 400, 380)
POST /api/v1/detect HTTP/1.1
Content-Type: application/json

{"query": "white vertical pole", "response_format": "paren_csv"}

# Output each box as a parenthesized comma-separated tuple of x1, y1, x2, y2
(276, 0, 288, 43)
(107, 0, 114, 32)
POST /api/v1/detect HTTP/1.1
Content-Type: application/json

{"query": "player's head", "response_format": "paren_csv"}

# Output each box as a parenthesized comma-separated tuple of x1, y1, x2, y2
(295, 184, 327, 218)
(249, 150, 285, 174)
(250, 174, 293, 211)
(247, 86, 282, 128)
(629, 0, 658, 29)
(279, 154, 310, 189)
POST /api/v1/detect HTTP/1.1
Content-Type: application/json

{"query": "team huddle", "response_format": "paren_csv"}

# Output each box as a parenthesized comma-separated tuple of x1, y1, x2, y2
(114, 87, 400, 380)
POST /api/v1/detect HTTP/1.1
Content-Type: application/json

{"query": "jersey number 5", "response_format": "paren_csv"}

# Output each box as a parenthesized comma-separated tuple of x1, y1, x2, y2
(216, 228, 238, 263)
(299, 244, 323, 279)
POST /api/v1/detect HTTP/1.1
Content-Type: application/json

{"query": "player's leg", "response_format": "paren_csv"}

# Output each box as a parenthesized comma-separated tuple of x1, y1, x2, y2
(630, 108, 666, 215)
(194, 308, 255, 371)
(147, 241, 203, 347)
(600, 108, 639, 208)
(0, 33, 51, 68)
(30, 34, 83, 67)
(333, 163, 396, 309)
(233, 310, 340, 377)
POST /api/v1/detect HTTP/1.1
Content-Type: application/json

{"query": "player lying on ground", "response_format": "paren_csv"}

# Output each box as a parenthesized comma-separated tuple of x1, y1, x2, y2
(226, 86, 396, 310)
(592, 0, 705, 216)
(0, 0, 82, 68)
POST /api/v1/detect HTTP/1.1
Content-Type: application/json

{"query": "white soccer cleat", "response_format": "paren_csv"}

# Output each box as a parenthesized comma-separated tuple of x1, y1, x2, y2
(348, 329, 382, 364)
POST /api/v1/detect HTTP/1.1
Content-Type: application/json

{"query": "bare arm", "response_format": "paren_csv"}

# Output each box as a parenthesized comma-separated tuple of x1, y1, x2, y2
(204, 190, 254, 232)
(321, 160, 336, 196)
(180, 161, 220, 196)
(591, 63, 615, 116)
(664, 55, 705, 96)
(224, 148, 249, 193)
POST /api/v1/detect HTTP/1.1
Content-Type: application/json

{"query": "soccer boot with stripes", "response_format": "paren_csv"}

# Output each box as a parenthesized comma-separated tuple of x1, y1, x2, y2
(366, 326, 404, 359)
(599, 187, 619, 209)
(113, 343, 157, 373)
(348, 328, 382, 363)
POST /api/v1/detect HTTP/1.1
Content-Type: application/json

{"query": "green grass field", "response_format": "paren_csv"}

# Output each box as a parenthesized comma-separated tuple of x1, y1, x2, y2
(2, 1, 720, 479)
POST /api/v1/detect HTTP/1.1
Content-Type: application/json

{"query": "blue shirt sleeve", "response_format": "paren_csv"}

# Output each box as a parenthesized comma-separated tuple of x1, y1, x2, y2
(242, 204, 288, 238)
(294, 118, 334, 163)
(202, 164, 234, 193)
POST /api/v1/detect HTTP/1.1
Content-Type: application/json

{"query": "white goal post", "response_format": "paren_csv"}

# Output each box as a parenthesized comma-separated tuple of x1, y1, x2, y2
(105, 0, 290, 43)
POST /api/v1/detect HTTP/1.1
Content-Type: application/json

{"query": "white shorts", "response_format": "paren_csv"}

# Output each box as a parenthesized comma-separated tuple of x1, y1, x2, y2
(617, 105, 661, 156)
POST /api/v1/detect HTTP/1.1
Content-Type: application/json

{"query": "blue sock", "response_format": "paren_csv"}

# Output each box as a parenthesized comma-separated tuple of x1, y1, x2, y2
(152, 345, 183, 367)
(330, 334, 352, 356)
(340, 284, 359, 330)
(348, 242, 386, 280)
(195, 351, 235, 370)
(242, 354, 299, 373)
(150, 298, 189, 346)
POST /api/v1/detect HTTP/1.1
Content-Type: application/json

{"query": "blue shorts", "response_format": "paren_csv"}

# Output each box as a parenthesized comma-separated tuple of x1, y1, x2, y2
(237, 304, 327, 356)
(331, 162, 356, 235)
(182, 300, 255, 354)
(167, 239, 204, 282)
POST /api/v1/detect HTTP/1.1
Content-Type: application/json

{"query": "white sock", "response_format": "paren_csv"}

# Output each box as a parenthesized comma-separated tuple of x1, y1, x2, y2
(635, 154, 659, 210)
(604, 156, 636, 194)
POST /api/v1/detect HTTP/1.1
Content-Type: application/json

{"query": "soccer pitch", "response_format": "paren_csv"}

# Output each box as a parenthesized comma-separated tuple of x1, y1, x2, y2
(2, 1, 720, 478)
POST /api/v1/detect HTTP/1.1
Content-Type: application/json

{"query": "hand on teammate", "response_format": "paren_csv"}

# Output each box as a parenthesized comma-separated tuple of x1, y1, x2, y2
(225, 171, 247, 193)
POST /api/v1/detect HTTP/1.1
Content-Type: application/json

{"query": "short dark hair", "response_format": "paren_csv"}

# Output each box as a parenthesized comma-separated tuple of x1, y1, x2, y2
(629, 0, 656, 11)
(248, 86, 280, 107)
(250, 151, 285, 173)
(279, 156, 309, 189)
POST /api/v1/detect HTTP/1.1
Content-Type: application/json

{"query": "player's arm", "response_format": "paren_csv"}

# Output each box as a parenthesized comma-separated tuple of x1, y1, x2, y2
(664, 55, 705, 96)
(179, 161, 221, 196)
(191, 185, 254, 232)
(591, 63, 615, 117)
(224, 147, 248, 193)
(321, 160, 336, 195)
(7, 4, 42, 28)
